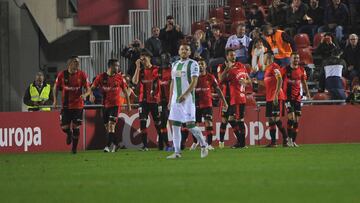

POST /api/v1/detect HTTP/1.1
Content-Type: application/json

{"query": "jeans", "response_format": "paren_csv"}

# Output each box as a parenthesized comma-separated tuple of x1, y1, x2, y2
(325, 76, 347, 100)
(318, 25, 344, 42)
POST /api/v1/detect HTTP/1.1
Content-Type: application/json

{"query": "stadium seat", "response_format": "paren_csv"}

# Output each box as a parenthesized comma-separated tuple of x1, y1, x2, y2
(298, 47, 314, 65)
(313, 92, 331, 100)
(191, 21, 206, 34)
(230, 7, 246, 22)
(313, 32, 325, 49)
(228, 0, 243, 7)
(294, 33, 311, 48)
(210, 7, 225, 21)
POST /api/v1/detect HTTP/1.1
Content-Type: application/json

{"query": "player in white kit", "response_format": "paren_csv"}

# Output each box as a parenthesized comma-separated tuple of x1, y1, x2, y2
(167, 44, 209, 159)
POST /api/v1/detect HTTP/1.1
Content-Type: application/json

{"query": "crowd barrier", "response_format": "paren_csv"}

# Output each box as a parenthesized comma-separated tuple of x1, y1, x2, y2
(1, 101, 359, 153)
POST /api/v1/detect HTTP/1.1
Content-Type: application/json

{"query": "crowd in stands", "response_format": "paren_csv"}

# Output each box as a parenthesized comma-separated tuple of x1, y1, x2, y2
(119, 0, 360, 103)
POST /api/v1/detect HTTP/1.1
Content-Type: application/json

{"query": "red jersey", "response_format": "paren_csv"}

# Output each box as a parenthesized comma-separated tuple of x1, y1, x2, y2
(93, 72, 127, 108)
(138, 66, 160, 103)
(222, 63, 248, 105)
(55, 70, 89, 109)
(195, 73, 219, 108)
(264, 63, 286, 102)
(159, 67, 172, 103)
(283, 65, 307, 102)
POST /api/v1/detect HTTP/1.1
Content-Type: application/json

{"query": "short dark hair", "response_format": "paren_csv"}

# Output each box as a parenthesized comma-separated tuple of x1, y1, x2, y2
(291, 52, 300, 57)
(225, 49, 235, 56)
(166, 15, 174, 20)
(195, 57, 206, 62)
(108, 59, 119, 67)
(69, 55, 79, 60)
(140, 49, 153, 58)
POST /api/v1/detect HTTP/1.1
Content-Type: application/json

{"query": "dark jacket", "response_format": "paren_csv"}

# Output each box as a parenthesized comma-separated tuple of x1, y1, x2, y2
(343, 43, 360, 74)
(121, 47, 141, 77)
(159, 26, 184, 57)
(285, 3, 309, 27)
(307, 6, 325, 26)
(209, 36, 227, 58)
(324, 3, 349, 26)
(267, 3, 288, 28)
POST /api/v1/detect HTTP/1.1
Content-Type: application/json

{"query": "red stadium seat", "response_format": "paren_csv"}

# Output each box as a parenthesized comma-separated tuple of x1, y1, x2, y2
(298, 47, 314, 65)
(210, 7, 225, 21)
(313, 32, 325, 49)
(294, 33, 311, 48)
(228, 0, 243, 7)
(230, 7, 246, 22)
(313, 92, 331, 100)
(191, 21, 206, 34)
(247, 0, 264, 5)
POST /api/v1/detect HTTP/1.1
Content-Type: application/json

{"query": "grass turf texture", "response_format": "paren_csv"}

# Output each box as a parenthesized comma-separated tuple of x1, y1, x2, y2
(1, 144, 360, 203)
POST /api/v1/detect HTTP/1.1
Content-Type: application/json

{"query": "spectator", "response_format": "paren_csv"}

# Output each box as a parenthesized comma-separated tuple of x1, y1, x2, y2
(121, 39, 143, 78)
(145, 27, 163, 66)
(267, 0, 288, 29)
(159, 15, 184, 62)
(208, 25, 227, 74)
(190, 30, 210, 62)
(318, 0, 349, 42)
(246, 3, 265, 31)
(285, 0, 309, 37)
(23, 71, 53, 111)
(248, 27, 271, 63)
(343, 34, 360, 82)
(263, 24, 297, 67)
(348, 0, 360, 33)
(251, 39, 267, 81)
(225, 23, 252, 64)
(314, 33, 339, 59)
(319, 48, 347, 99)
(298, 0, 325, 41)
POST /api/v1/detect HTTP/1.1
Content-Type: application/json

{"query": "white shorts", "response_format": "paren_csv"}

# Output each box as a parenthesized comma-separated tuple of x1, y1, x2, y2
(168, 102, 196, 123)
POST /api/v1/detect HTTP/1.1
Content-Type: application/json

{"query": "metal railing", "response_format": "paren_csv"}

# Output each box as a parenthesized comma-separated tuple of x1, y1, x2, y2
(78, 55, 94, 80)
(129, 10, 151, 44)
(90, 40, 112, 76)
(149, 0, 227, 34)
(110, 25, 132, 74)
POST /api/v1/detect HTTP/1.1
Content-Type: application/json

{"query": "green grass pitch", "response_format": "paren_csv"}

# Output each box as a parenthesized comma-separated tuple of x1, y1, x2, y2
(1, 144, 360, 203)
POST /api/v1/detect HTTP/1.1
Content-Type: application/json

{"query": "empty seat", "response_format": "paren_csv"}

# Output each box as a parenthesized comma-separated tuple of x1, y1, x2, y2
(313, 32, 325, 49)
(230, 7, 246, 22)
(191, 21, 206, 34)
(210, 7, 225, 21)
(294, 33, 311, 48)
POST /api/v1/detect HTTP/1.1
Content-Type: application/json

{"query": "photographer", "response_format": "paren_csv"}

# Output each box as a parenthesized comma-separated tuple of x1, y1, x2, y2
(159, 15, 184, 62)
(121, 39, 143, 78)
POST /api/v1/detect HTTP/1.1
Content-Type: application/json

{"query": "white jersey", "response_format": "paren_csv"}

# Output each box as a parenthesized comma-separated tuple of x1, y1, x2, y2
(168, 58, 199, 123)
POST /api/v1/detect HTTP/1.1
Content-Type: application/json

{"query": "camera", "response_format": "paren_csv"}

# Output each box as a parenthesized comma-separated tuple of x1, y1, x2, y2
(132, 42, 140, 48)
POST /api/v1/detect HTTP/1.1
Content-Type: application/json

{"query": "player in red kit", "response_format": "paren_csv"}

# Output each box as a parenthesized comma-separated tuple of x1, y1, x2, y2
(263, 51, 288, 147)
(132, 50, 161, 151)
(53, 56, 91, 154)
(158, 53, 172, 151)
(283, 52, 311, 147)
(219, 50, 251, 148)
(184, 58, 228, 150)
(91, 59, 131, 152)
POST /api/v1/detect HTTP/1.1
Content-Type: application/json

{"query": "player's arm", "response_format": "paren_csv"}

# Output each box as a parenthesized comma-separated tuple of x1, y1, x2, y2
(274, 69, 283, 104)
(53, 81, 59, 108)
(178, 76, 198, 103)
(301, 79, 311, 99)
(122, 88, 132, 111)
(239, 73, 252, 86)
(215, 86, 228, 110)
(168, 80, 173, 109)
(219, 64, 231, 82)
(132, 59, 141, 85)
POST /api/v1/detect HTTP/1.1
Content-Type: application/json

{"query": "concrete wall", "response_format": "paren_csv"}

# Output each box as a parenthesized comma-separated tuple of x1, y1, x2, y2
(0, 0, 95, 112)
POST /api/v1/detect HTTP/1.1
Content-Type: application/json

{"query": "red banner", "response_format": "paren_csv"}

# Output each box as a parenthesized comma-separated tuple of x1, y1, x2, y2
(1, 105, 360, 153)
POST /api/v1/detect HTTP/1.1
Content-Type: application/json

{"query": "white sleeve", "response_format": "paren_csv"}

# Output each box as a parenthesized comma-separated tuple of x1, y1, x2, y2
(225, 35, 233, 49)
(190, 61, 200, 77)
(171, 62, 176, 80)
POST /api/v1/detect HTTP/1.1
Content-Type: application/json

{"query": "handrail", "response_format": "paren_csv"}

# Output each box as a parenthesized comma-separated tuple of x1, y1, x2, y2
(38, 100, 350, 110)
